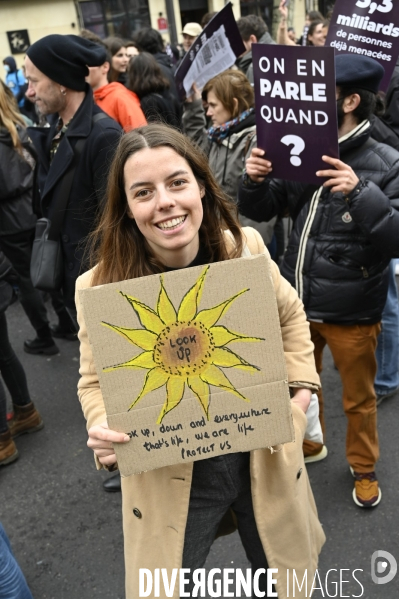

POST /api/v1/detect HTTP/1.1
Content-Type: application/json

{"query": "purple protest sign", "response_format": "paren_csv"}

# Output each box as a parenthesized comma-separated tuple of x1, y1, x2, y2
(174, 2, 245, 102)
(252, 45, 339, 186)
(326, 0, 399, 91)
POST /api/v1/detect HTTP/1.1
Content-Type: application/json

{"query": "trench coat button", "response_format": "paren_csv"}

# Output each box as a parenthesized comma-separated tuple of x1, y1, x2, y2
(297, 468, 303, 480)
(62, 234, 69, 242)
(133, 508, 142, 518)
(68, 262, 74, 270)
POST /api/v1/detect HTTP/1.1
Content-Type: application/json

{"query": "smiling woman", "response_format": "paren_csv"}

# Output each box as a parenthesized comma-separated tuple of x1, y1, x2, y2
(75, 123, 324, 599)
(124, 146, 204, 267)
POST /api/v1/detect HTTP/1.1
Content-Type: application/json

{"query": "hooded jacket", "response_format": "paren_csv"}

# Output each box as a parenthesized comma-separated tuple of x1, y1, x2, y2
(238, 121, 399, 324)
(28, 86, 122, 308)
(0, 126, 37, 235)
(3, 56, 26, 106)
(93, 82, 147, 132)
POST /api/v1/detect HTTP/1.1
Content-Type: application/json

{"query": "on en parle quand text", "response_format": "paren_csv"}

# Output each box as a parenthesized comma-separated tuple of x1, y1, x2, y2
(125, 408, 271, 460)
(139, 567, 365, 597)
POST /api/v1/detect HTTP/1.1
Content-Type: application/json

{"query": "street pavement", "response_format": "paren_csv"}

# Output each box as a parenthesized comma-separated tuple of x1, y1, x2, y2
(1, 296, 398, 599)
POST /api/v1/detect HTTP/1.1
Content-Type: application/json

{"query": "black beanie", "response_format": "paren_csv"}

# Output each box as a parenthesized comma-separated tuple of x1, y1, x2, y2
(27, 34, 107, 91)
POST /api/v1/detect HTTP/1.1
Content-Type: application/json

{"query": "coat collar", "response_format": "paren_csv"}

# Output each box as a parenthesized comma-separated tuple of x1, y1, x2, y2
(29, 85, 96, 202)
(339, 120, 371, 156)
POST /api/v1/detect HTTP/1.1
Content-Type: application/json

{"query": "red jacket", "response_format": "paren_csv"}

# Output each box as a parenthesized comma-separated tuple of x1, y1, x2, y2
(94, 82, 147, 132)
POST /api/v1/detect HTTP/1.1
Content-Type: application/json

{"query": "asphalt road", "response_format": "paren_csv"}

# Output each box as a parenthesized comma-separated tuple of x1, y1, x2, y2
(1, 294, 398, 599)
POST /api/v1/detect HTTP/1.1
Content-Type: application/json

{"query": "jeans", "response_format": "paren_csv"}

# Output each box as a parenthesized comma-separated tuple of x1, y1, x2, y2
(375, 259, 399, 395)
(0, 231, 50, 338)
(0, 523, 33, 599)
(0, 312, 31, 433)
(182, 453, 272, 599)
(303, 321, 380, 472)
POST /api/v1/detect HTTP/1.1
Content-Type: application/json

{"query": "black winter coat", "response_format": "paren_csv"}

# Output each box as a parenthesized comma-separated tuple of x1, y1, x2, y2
(140, 90, 182, 129)
(0, 126, 37, 236)
(238, 122, 399, 325)
(28, 87, 122, 309)
(154, 52, 179, 101)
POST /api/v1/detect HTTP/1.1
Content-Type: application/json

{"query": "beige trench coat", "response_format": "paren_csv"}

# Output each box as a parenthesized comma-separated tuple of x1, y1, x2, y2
(76, 227, 325, 599)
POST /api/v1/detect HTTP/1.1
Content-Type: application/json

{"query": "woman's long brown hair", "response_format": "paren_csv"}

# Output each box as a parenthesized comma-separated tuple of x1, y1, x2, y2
(0, 79, 26, 151)
(89, 124, 243, 286)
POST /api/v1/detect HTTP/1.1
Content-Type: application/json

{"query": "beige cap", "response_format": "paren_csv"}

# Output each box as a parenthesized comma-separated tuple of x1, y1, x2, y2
(182, 23, 202, 37)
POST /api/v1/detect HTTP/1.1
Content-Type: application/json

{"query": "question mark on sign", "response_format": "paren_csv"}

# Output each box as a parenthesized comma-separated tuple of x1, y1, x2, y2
(281, 135, 305, 166)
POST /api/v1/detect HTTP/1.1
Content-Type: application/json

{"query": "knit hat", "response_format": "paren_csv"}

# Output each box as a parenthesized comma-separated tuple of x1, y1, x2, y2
(27, 34, 107, 91)
(335, 54, 384, 94)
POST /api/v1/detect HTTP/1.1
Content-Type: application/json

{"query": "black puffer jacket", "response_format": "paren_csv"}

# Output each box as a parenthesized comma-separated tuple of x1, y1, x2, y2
(238, 121, 399, 325)
(0, 126, 37, 235)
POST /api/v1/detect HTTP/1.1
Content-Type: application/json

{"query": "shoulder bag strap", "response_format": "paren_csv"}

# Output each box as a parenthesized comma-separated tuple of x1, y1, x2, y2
(92, 112, 108, 124)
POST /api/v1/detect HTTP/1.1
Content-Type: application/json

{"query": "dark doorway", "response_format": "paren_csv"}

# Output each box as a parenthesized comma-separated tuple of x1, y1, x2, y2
(179, 0, 208, 27)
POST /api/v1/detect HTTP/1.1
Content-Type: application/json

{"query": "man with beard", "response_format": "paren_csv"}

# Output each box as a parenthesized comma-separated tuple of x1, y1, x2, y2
(24, 35, 121, 330)
(238, 55, 399, 508)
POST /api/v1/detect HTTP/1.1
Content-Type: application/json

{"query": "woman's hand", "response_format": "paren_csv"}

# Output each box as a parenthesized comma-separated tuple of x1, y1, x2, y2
(291, 388, 312, 413)
(87, 421, 130, 466)
(316, 156, 360, 195)
(245, 147, 272, 183)
(185, 82, 202, 103)
(279, 0, 288, 20)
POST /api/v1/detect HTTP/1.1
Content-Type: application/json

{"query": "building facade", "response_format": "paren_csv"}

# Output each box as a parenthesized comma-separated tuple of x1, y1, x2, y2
(0, 0, 328, 67)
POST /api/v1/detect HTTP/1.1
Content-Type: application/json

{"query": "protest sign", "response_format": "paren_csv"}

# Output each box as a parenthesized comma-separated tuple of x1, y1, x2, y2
(253, 44, 339, 185)
(326, 0, 399, 91)
(79, 255, 294, 477)
(174, 3, 245, 101)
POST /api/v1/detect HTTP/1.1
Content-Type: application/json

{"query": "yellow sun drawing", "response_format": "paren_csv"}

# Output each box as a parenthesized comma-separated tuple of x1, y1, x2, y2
(102, 266, 264, 423)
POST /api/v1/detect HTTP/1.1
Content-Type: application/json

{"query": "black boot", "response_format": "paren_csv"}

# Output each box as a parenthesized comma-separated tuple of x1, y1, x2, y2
(24, 325, 59, 355)
(103, 472, 121, 492)
(50, 308, 77, 340)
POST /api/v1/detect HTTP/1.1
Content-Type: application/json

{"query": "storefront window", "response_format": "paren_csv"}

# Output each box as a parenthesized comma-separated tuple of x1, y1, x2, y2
(78, 0, 151, 39)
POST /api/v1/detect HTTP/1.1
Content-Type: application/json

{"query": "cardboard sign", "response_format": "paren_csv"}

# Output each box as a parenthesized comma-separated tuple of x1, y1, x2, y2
(79, 255, 294, 476)
(253, 45, 339, 185)
(174, 3, 245, 101)
(326, 0, 399, 91)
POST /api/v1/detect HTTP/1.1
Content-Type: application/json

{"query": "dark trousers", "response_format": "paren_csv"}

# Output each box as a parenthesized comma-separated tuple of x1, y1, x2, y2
(0, 230, 50, 337)
(0, 312, 31, 433)
(182, 453, 273, 598)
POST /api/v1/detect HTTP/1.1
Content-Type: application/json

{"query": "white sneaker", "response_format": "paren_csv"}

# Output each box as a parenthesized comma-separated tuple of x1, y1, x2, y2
(304, 445, 328, 464)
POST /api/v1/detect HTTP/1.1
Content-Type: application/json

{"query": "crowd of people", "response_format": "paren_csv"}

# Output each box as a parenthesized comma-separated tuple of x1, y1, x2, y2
(1, 3, 399, 598)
